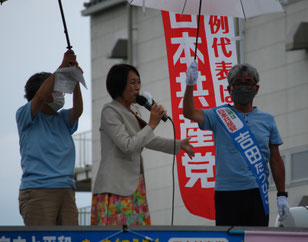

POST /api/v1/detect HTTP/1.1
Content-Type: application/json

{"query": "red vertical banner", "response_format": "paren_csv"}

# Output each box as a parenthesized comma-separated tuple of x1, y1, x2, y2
(161, 11, 237, 220)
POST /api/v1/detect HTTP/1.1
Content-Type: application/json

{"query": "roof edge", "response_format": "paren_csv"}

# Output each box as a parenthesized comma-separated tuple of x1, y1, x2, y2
(82, 0, 126, 16)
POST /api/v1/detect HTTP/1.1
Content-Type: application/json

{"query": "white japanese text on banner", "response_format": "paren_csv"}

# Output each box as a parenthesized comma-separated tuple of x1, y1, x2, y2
(161, 12, 238, 219)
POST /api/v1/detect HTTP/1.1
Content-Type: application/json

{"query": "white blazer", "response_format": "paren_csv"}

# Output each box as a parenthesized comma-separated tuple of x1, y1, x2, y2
(92, 99, 181, 196)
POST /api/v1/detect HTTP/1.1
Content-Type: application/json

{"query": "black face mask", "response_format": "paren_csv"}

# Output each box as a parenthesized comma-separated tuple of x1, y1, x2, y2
(231, 86, 257, 105)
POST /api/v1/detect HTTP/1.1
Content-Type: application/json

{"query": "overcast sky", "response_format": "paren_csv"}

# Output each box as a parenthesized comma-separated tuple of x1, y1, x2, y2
(0, 0, 92, 225)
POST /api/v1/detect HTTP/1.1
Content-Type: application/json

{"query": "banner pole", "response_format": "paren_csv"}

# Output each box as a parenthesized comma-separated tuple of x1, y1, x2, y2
(194, 0, 202, 60)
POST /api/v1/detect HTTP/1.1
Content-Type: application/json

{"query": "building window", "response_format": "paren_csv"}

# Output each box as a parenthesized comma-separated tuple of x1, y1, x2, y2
(269, 155, 285, 187)
(269, 146, 308, 188)
(291, 150, 308, 182)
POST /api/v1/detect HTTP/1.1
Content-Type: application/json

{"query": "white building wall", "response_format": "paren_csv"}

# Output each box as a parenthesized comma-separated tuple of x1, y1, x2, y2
(90, 5, 129, 184)
(243, 0, 308, 225)
(88, 0, 308, 227)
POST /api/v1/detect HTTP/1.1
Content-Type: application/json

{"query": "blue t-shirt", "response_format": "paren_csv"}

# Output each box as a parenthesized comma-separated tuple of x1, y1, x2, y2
(16, 101, 78, 190)
(199, 106, 283, 191)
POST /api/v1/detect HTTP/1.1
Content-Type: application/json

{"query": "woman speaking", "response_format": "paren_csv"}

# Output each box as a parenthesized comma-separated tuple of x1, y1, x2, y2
(91, 64, 194, 226)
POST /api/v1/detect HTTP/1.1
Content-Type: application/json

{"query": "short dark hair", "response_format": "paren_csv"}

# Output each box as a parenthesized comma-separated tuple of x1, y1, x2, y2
(106, 64, 140, 99)
(24, 72, 52, 101)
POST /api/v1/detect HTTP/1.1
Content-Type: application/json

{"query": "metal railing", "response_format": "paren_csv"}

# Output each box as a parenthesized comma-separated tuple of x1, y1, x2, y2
(78, 206, 91, 225)
(73, 130, 92, 169)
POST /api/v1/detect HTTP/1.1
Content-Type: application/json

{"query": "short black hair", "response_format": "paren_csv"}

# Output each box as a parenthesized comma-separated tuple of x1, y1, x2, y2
(24, 72, 52, 101)
(106, 64, 140, 99)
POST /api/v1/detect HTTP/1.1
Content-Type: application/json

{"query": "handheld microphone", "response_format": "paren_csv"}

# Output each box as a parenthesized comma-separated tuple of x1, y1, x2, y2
(136, 91, 169, 122)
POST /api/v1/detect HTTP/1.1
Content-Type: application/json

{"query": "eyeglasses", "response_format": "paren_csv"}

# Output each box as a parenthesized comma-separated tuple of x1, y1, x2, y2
(231, 79, 257, 88)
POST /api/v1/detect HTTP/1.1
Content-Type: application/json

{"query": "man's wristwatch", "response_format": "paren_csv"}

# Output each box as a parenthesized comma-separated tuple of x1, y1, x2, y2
(277, 192, 288, 197)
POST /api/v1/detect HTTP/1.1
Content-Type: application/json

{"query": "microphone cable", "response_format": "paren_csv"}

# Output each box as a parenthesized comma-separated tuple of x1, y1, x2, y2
(167, 116, 176, 226)
(136, 94, 177, 225)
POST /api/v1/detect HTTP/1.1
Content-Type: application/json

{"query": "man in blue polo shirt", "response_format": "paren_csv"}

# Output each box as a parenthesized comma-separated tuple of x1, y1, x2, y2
(183, 63, 289, 226)
(16, 50, 83, 225)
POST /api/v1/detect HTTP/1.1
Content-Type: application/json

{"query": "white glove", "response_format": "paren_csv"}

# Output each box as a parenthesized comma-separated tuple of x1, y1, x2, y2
(185, 62, 198, 86)
(277, 196, 289, 221)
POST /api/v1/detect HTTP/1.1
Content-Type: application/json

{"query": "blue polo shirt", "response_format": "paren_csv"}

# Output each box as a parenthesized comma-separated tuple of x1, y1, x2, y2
(16, 101, 78, 190)
(199, 106, 283, 191)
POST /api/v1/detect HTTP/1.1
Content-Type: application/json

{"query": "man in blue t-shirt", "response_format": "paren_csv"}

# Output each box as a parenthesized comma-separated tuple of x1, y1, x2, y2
(16, 50, 83, 226)
(183, 63, 289, 226)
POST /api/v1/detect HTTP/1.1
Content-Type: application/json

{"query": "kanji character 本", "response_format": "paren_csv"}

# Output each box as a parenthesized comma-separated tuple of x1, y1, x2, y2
(209, 16, 229, 34)
(182, 152, 215, 188)
(171, 32, 204, 67)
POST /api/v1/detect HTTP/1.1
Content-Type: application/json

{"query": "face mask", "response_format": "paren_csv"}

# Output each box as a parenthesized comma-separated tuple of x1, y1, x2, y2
(49, 92, 65, 111)
(231, 86, 256, 105)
